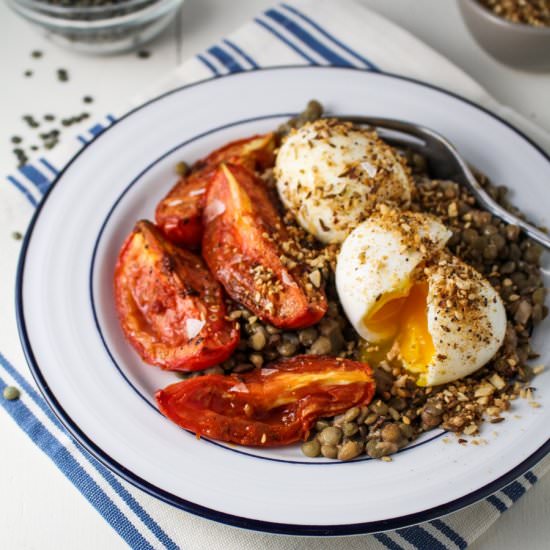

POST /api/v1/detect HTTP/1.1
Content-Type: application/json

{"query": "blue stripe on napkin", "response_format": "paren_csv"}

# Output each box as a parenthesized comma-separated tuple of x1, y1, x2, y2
(18, 164, 50, 195)
(525, 471, 538, 484)
(265, 8, 355, 67)
(254, 18, 319, 64)
(501, 480, 526, 502)
(39, 158, 59, 176)
(196, 53, 221, 75)
(374, 533, 405, 550)
(6, 175, 38, 207)
(89, 123, 106, 137)
(487, 494, 508, 513)
(431, 519, 468, 549)
(208, 46, 245, 73)
(223, 39, 260, 69)
(280, 3, 379, 70)
(397, 525, 449, 550)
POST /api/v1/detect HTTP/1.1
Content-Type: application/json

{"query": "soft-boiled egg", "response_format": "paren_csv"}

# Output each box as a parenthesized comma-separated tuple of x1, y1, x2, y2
(336, 208, 507, 386)
(275, 119, 412, 244)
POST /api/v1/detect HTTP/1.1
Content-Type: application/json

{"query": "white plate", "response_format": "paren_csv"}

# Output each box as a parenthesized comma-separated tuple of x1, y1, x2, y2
(17, 67, 550, 535)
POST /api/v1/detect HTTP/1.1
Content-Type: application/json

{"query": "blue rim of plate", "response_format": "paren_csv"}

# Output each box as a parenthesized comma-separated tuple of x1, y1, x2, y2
(15, 66, 550, 536)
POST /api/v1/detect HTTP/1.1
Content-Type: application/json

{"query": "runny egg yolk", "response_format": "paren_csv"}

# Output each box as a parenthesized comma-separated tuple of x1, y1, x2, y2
(361, 283, 435, 378)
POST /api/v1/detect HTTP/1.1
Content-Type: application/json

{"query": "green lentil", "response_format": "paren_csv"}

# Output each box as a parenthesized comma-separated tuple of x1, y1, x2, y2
(315, 420, 330, 431)
(343, 406, 361, 422)
(320, 444, 338, 459)
(12, 231, 23, 240)
(57, 68, 69, 82)
(317, 426, 342, 446)
(301, 439, 321, 457)
(309, 335, 331, 355)
(381, 423, 403, 444)
(337, 440, 362, 461)
(248, 328, 267, 351)
(342, 422, 358, 437)
(249, 353, 264, 369)
(3, 386, 20, 401)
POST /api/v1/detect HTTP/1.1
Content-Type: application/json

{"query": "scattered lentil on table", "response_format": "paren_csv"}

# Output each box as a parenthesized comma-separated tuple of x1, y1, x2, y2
(57, 68, 69, 82)
(3, 386, 20, 401)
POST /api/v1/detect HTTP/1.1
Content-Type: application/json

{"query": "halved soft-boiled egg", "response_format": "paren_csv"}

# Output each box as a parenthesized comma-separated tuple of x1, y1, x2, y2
(275, 119, 412, 244)
(336, 209, 507, 386)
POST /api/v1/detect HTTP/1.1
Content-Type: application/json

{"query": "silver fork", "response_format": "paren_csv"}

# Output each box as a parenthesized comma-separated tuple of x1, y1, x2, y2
(332, 116, 550, 251)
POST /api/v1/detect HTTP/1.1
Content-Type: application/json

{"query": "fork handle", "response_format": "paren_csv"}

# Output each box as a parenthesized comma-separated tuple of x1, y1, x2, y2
(455, 155, 550, 252)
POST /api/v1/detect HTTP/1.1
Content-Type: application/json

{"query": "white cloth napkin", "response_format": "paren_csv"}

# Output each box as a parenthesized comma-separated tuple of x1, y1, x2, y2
(1, 1, 548, 548)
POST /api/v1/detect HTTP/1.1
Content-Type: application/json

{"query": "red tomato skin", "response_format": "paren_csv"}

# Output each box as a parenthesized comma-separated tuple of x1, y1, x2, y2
(156, 355, 375, 446)
(155, 133, 276, 248)
(114, 220, 239, 371)
(202, 163, 327, 329)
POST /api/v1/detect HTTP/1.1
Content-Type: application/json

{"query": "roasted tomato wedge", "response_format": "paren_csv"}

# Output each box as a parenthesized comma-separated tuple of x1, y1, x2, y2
(155, 133, 276, 248)
(114, 220, 239, 371)
(202, 163, 328, 329)
(156, 355, 375, 446)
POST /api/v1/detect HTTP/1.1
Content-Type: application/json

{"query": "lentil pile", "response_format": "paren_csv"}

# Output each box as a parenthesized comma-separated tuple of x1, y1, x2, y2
(176, 101, 547, 461)
(478, 0, 550, 26)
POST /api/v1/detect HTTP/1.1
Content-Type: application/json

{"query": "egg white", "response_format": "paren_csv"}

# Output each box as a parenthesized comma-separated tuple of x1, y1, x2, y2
(335, 209, 452, 342)
(275, 119, 412, 244)
(421, 254, 507, 386)
(336, 209, 507, 386)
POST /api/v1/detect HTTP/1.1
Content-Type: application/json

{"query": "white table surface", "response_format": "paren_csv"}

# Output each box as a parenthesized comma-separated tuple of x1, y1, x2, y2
(1, 1, 549, 548)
